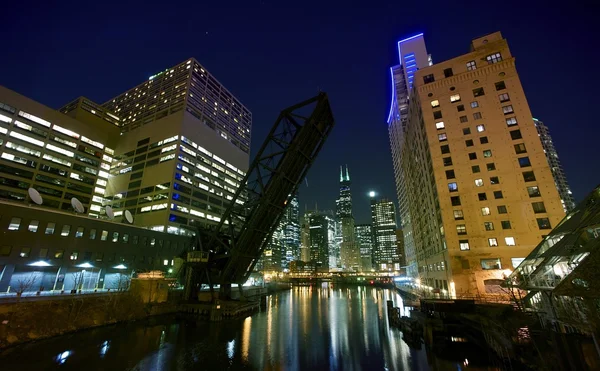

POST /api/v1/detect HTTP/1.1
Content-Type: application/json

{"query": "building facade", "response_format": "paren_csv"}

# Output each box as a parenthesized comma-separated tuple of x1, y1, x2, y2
(387, 34, 432, 278)
(336, 165, 360, 271)
(370, 198, 399, 271)
(394, 32, 565, 296)
(308, 212, 334, 272)
(355, 224, 373, 272)
(533, 118, 576, 213)
(61, 58, 251, 236)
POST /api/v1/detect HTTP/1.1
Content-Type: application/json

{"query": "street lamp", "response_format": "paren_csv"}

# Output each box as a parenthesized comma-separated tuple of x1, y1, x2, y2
(368, 191, 376, 198)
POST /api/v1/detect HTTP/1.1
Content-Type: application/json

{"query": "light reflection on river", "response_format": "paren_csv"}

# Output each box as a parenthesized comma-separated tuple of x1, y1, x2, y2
(0, 284, 499, 370)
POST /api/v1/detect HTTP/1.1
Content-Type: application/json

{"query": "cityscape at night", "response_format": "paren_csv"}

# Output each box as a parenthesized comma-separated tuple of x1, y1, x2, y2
(0, 1, 598, 370)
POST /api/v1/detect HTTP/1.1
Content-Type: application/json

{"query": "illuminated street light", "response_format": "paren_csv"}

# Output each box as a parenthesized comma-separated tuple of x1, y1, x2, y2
(368, 191, 376, 198)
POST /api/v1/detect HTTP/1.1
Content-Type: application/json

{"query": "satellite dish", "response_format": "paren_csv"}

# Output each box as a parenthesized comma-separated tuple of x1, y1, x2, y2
(105, 206, 114, 220)
(71, 197, 84, 214)
(124, 210, 134, 224)
(28, 188, 43, 205)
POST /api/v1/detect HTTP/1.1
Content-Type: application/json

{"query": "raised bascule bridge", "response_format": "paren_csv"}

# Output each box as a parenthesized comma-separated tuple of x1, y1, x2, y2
(183, 93, 335, 301)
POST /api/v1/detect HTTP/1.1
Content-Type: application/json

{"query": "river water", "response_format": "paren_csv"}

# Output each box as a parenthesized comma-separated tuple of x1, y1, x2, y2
(0, 284, 501, 370)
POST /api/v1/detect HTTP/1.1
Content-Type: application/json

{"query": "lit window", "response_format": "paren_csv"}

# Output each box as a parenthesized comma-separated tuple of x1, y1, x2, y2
(481, 207, 490, 216)
(475, 178, 484, 187)
(112, 232, 119, 242)
(456, 225, 467, 235)
(81, 136, 104, 149)
(46, 143, 74, 157)
(18, 111, 51, 127)
(438, 133, 447, 142)
(70, 252, 79, 260)
(486, 52, 502, 64)
(453, 210, 464, 220)
(484, 221, 494, 231)
(9, 131, 44, 147)
(75, 227, 84, 238)
(28, 220, 39, 232)
(450, 94, 461, 103)
(511, 258, 524, 268)
(44, 222, 56, 234)
(163, 259, 169, 266)
(527, 186, 541, 197)
(499, 93, 510, 102)
(476, 124, 485, 132)
(466, 61, 476, 71)
(435, 122, 445, 130)
(8, 217, 21, 231)
(431, 100, 440, 108)
(151, 238, 156, 246)
(505, 237, 516, 246)
(101, 230, 108, 241)
(470, 101, 479, 108)
(502, 105, 514, 115)
(90, 229, 97, 239)
(52, 124, 80, 138)
(459, 240, 470, 251)
(488, 238, 498, 247)
(514, 143, 527, 154)
(506, 117, 518, 126)
(481, 258, 501, 270)
(0, 113, 12, 123)
(483, 150, 492, 158)
(448, 182, 458, 192)
(61, 225, 71, 236)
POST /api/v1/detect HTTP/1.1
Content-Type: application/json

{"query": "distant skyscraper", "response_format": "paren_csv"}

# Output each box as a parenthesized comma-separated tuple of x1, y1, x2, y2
(336, 165, 360, 271)
(355, 224, 374, 271)
(282, 195, 300, 267)
(308, 212, 334, 272)
(299, 214, 311, 262)
(387, 33, 432, 278)
(534, 118, 576, 212)
(370, 197, 399, 271)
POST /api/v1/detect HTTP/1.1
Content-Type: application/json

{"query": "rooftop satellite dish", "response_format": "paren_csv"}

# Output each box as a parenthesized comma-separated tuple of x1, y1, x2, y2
(105, 206, 114, 220)
(71, 197, 85, 214)
(28, 187, 43, 205)
(124, 210, 134, 224)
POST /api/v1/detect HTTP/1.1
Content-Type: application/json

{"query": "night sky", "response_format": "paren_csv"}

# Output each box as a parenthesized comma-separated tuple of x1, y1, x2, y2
(1, 1, 598, 224)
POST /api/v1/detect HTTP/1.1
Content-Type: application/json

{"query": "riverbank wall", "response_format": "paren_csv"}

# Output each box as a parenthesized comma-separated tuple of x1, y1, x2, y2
(0, 283, 291, 349)
(0, 292, 176, 349)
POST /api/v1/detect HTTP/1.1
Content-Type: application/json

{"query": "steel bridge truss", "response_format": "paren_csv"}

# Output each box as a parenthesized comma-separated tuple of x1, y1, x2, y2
(184, 93, 334, 300)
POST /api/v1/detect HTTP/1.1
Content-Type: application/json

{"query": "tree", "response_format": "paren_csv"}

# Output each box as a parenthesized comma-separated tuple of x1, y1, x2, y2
(71, 271, 85, 292)
(16, 273, 40, 298)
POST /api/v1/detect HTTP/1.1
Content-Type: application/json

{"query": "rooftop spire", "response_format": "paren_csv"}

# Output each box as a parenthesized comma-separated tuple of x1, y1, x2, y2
(340, 166, 343, 182)
(345, 164, 350, 182)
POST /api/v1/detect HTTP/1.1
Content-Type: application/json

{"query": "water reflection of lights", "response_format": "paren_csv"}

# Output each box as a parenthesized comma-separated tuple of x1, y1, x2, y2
(56, 350, 71, 364)
(241, 316, 251, 362)
(99, 340, 110, 357)
(227, 340, 235, 360)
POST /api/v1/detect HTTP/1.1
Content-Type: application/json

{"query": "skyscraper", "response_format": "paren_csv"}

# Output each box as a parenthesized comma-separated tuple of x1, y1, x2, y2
(533, 118, 576, 213)
(308, 212, 334, 273)
(256, 193, 300, 272)
(391, 32, 565, 296)
(355, 224, 373, 271)
(336, 165, 360, 271)
(282, 195, 301, 268)
(388, 33, 432, 278)
(61, 58, 251, 236)
(370, 198, 399, 271)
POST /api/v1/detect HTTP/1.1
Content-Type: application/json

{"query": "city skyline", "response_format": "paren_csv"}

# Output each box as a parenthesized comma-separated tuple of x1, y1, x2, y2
(1, 2, 596, 225)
